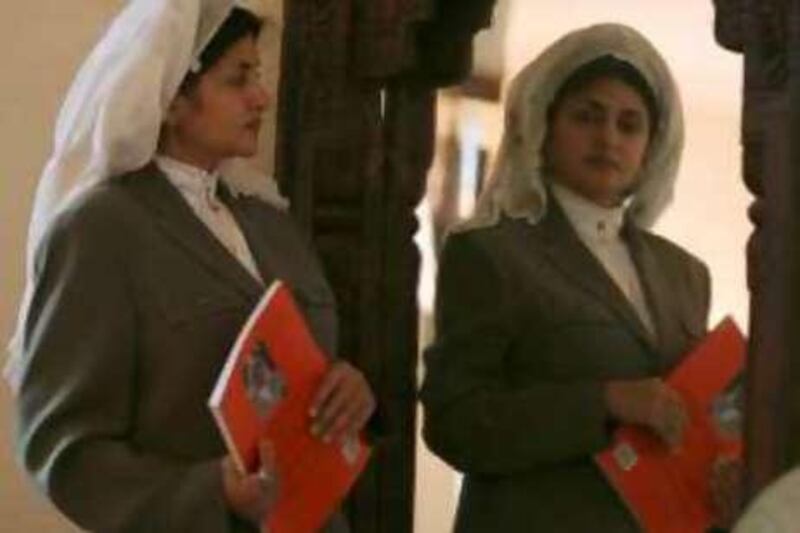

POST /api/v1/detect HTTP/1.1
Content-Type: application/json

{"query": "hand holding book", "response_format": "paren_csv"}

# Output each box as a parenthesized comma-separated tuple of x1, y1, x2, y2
(222, 440, 280, 525)
(604, 377, 743, 528)
(209, 281, 374, 532)
(595, 317, 745, 533)
(309, 360, 376, 445)
(605, 377, 689, 450)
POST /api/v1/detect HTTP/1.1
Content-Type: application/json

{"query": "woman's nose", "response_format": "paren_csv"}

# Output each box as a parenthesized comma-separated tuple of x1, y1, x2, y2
(250, 83, 270, 112)
(597, 119, 620, 147)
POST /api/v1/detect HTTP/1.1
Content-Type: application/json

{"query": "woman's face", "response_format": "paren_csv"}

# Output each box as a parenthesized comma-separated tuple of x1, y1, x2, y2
(164, 36, 268, 170)
(544, 76, 651, 207)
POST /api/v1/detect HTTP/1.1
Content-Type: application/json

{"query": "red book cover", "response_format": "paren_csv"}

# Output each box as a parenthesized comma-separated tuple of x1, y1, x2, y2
(595, 317, 745, 533)
(208, 280, 371, 533)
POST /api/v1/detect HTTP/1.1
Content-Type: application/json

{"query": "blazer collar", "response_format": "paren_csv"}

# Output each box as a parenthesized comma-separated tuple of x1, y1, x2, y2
(125, 163, 268, 301)
(536, 197, 657, 351)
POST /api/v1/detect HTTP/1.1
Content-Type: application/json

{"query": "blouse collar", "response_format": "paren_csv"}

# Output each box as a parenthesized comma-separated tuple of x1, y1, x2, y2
(155, 155, 223, 210)
(551, 182, 626, 243)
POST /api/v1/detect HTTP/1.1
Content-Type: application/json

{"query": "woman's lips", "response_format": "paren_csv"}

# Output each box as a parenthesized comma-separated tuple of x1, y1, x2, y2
(584, 156, 621, 171)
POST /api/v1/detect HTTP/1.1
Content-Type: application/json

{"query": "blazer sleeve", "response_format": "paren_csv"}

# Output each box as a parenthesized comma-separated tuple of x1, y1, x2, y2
(15, 203, 242, 533)
(691, 256, 712, 331)
(420, 233, 610, 476)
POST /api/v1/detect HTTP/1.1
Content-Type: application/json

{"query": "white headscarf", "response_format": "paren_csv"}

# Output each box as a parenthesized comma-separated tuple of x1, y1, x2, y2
(6, 0, 285, 390)
(734, 467, 800, 532)
(454, 23, 684, 234)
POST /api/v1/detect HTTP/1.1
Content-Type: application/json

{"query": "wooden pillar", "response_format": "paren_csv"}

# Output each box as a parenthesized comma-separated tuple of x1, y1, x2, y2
(713, 0, 800, 504)
(274, 0, 496, 530)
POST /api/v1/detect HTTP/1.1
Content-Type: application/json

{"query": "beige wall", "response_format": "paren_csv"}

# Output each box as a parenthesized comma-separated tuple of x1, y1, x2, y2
(1, 4, 123, 530)
(0, 1, 283, 530)
(415, 1, 748, 532)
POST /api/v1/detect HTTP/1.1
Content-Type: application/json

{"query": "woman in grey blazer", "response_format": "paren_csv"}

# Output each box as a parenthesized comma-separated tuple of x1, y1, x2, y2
(421, 23, 735, 532)
(8, 1, 375, 531)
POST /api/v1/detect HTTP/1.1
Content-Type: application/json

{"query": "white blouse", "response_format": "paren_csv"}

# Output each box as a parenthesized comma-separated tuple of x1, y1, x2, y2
(552, 184, 654, 335)
(155, 155, 263, 285)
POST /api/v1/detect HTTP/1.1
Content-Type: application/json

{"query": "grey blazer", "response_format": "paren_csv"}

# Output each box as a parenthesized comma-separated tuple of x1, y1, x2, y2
(420, 199, 711, 532)
(15, 164, 348, 532)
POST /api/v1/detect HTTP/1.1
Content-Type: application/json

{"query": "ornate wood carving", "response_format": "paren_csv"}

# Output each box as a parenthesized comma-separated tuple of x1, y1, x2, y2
(713, 0, 744, 52)
(275, 0, 496, 530)
(713, 0, 800, 506)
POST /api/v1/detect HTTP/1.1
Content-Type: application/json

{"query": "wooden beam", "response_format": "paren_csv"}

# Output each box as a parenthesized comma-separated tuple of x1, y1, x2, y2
(713, 0, 800, 506)
(275, 0, 496, 529)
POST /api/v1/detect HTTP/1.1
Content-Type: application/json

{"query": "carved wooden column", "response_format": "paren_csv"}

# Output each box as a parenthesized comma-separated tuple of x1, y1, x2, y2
(275, 0, 496, 530)
(713, 0, 800, 504)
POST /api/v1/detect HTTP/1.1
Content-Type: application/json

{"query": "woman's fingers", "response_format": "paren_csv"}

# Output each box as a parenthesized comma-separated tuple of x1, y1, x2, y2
(221, 439, 280, 525)
(313, 386, 359, 441)
(325, 392, 376, 443)
(310, 361, 375, 442)
(257, 440, 279, 492)
(309, 362, 347, 419)
(653, 386, 688, 449)
(606, 378, 689, 447)
(710, 456, 742, 527)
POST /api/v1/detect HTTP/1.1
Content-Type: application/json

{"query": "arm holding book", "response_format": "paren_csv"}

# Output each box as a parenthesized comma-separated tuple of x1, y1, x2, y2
(16, 203, 244, 532)
(422, 231, 702, 474)
(421, 233, 618, 474)
(596, 318, 746, 532)
(209, 280, 376, 531)
(220, 358, 376, 529)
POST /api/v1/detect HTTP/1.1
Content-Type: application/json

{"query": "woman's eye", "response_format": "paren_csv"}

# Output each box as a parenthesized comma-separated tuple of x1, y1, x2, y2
(572, 109, 598, 123)
(228, 70, 258, 87)
(619, 118, 645, 135)
(226, 75, 248, 87)
(227, 69, 264, 89)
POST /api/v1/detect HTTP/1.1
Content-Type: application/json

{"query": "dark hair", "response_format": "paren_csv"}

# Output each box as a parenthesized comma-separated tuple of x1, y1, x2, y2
(547, 55, 659, 133)
(178, 7, 263, 95)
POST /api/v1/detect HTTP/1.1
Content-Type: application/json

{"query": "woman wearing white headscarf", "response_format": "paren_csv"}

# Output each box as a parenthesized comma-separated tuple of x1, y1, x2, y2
(420, 23, 729, 531)
(8, 1, 375, 531)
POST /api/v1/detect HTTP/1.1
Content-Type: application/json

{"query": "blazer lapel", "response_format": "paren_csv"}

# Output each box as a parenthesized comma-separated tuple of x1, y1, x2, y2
(220, 188, 278, 288)
(535, 200, 655, 349)
(624, 224, 684, 371)
(129, 164, 264, 300)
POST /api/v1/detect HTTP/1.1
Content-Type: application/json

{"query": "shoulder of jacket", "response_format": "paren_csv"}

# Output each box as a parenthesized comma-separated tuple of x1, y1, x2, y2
(638, 230, 709, 280)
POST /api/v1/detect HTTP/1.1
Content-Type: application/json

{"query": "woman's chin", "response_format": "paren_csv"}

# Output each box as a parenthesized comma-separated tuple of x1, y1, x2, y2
(230, 142, 259, 159)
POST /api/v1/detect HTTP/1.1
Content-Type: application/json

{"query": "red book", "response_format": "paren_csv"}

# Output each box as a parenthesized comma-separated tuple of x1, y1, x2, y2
(209, 280, 371, 533)
(595, 317, 745, 533)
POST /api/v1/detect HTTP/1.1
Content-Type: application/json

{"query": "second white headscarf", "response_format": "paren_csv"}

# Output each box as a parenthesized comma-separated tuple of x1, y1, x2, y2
(455, 23, 684, 234)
